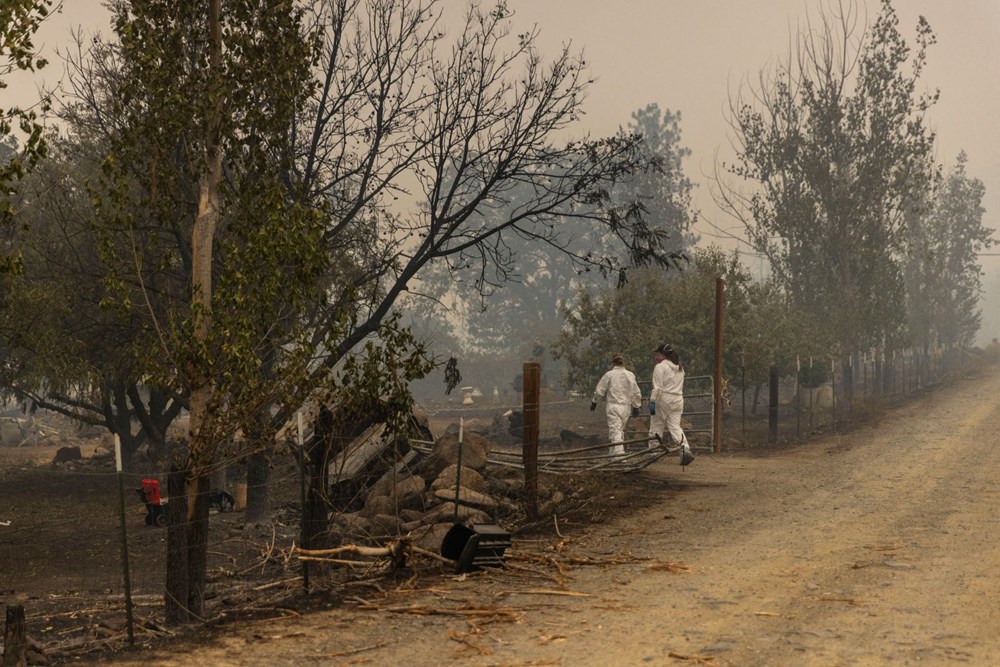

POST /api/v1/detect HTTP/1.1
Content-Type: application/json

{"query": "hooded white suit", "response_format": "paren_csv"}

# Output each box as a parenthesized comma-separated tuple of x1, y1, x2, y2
(649, 358, 688, 449)
(593, 365, 642, 455)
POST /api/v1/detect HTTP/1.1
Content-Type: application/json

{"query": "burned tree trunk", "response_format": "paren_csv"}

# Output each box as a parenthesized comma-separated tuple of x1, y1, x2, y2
(302, 406, 379, 551)
(245, 447, 272, 523)
(2, 604, 26, 667)
(165, 465, 189, 625)
(302, 407, 336, 552)
(185, 473, 211, 618)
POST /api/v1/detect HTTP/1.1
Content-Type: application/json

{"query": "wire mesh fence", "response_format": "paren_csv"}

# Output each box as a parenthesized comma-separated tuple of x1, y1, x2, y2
(729, 346, 980, 446)
(0, 450, 318, 651)
(0, 344, 987, 658)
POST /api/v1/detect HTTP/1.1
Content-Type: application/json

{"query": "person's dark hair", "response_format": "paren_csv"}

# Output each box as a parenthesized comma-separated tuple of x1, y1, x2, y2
(658, 344, 682, 370)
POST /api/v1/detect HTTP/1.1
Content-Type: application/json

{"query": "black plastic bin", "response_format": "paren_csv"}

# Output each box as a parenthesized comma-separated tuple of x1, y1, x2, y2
(440, 523, 512, 572)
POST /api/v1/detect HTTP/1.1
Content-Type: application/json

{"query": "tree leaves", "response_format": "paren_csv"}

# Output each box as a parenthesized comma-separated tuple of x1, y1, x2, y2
(722, 0, 938, 353)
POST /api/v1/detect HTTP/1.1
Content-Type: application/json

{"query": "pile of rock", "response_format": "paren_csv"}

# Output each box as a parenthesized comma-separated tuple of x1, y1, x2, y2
(332, 426, 520, 552)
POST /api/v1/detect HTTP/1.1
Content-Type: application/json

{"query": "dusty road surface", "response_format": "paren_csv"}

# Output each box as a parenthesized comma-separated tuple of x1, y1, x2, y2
(92, 368, 1000, 666)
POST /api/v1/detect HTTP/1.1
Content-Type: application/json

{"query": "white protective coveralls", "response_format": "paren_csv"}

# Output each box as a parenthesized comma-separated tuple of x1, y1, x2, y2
(649, 358, 689, 450)
(592, 366, 642, 455)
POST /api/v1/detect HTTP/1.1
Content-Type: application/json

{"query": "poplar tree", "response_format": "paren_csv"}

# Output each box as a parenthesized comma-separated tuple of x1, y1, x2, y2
(0, 0, 57, 272)
(718, 0, 938, 355)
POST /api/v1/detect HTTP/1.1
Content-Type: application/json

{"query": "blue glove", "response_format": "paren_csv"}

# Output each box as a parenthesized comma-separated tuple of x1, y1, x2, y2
(648, 401, 656, 416)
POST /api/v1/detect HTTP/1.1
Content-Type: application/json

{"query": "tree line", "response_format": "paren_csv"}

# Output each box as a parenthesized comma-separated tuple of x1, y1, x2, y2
(440, 0, 992, 401)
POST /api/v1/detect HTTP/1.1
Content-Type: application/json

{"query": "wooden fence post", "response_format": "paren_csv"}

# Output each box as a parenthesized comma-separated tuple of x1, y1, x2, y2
(713, 278, 724, 453)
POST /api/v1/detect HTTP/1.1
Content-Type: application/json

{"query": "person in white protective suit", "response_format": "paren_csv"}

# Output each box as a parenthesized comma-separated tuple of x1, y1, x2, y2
(590, 354, 642, 456)
(648, 343, 695, 466)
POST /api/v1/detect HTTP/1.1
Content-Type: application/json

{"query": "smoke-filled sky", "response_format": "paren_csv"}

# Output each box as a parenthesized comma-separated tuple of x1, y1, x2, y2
(13, 0, 1000, 340)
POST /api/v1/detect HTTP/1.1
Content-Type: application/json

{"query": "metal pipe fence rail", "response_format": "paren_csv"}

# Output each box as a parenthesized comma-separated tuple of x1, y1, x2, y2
(410, 435, 677, 474)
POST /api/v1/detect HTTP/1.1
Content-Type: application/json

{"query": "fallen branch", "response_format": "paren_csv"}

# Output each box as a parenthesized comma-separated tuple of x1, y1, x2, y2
(501, 562, 566, 588)
(500, 589, 591, 597)
(509, 552, 648, 569)
(135, 616, 174, 636)
(410, 545, 457, 566)
(232, 605, 301, 619)
(647, 561, 691, 574)
(668, 650, 719, 665)
(253, 576, 301, 592)
(297, 556, 375, 568)
(312, 639, 397, 659)
(813, 596, 862, 606)
(298, 542, 405, 559)
(449, 629, 492, 656)
(349, 597, 522, 621)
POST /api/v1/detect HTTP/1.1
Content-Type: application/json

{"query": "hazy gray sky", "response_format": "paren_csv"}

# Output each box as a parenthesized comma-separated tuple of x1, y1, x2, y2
(12, 0, 1000, 337)
(507, 1, 999, 245)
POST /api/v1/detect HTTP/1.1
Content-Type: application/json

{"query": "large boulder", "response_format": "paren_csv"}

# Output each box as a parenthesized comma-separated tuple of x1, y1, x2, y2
(489, 476, 524, 497)
(360, 494, 396, 518)
(433, 487, 498, 512)
(423, 502, 491, 526)
(368, 513, 402, 536)
(331, 512, 368, 532)
(411, 522, 456, 552)
(368, 472, 426, 505)
(399, 509, 424, 523)
(424, 430, 493, 476)
(431, 465, 486, 494)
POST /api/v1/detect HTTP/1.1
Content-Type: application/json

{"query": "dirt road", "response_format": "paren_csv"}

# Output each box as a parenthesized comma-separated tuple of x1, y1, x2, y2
(95, 368, 1000, 666)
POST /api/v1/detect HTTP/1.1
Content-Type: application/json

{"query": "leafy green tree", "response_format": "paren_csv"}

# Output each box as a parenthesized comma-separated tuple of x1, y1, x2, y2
(904, 151, 993, 349)
(0, 136, 183, 471)
(555, 247, 830, 409)
(99, 0, 329, 620)
(619, 103, 697, 255)
(718, 0, 938, 357)
(0, 0, 57, 272)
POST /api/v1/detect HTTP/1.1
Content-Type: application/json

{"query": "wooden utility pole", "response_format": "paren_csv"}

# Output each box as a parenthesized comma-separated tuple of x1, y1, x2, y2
(522, 362, 540, 520)
(713, 278, 725, 453)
